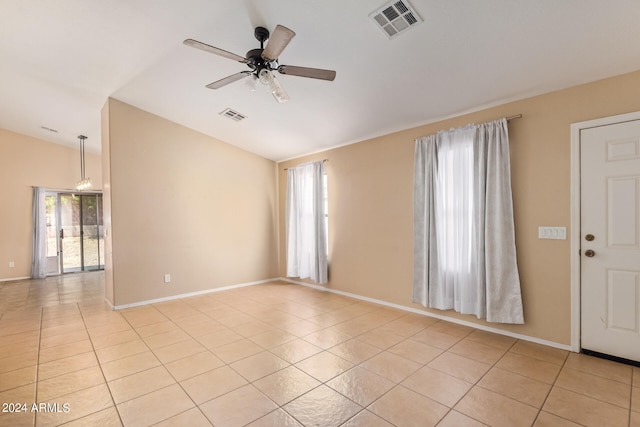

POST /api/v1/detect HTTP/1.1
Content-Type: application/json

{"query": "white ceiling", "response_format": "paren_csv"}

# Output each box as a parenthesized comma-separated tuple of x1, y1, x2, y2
(2, 0, 640, 161)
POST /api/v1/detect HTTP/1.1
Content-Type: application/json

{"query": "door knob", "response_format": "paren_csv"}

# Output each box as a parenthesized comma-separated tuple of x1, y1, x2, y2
(585, 234, 595, 241)
(584, 249, 595, 257)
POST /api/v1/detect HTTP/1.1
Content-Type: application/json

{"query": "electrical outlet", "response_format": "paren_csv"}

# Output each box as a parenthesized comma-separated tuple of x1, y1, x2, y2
(9, 261, 15, 268)
(164, 274, 171, 283)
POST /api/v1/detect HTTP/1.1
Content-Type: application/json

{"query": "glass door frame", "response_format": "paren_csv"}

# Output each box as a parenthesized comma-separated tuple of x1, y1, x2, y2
(47, 190, 104, 275)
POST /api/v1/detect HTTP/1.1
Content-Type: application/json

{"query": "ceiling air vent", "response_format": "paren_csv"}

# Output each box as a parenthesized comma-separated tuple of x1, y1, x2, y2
(220, 108, 247, 122)
(370, 0, 422, 39)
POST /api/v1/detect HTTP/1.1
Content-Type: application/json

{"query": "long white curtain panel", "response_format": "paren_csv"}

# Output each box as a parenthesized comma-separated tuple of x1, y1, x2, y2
(286, 161, 328, 284)
(413, 118, 524, 324)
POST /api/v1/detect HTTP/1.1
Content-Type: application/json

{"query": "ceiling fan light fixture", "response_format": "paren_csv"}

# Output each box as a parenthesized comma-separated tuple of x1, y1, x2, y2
(258, 68, 274, 86)
(245, 74, 258, 91)
(270, 77, 289, 103)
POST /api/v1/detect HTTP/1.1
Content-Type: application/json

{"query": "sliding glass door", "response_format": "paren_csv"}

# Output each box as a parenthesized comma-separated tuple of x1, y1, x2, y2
(56, 193, 104, 274)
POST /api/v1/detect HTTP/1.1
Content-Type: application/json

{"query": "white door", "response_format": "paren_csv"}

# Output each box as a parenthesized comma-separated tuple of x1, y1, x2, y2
(581, 119, 640, 362)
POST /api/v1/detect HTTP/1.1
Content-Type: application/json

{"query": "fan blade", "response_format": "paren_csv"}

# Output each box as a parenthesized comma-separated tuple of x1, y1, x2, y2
(262, 25, 296, 61)
(183, 39, 247, 63)
(206, 71, 252, 89)
(270, 75, 289, 103)
(277, 65, 336, 81)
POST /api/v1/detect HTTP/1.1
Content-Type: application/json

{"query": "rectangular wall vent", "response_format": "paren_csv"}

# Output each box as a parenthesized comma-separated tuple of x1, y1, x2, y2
(369, 0, 422, 39)
(220, 108, 247, 122)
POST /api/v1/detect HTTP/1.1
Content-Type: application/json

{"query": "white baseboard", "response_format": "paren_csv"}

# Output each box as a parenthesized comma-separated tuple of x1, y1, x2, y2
(0, 276, 30, 283)
(279, 277, 572, 352)
(112, 278, 280, 310)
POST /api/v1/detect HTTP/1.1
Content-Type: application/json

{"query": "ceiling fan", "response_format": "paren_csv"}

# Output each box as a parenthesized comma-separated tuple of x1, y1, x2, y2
(184, 25, 336, 103)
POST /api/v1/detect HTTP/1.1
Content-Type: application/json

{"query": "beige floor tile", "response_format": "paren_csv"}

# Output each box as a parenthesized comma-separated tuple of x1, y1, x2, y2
(556, 367, 631, 408)
(327, 366, 395, 407)
(429, 320, 474, 338)
(86, 320, 131, 339)
(328, 339, 382, 364)
(153, 408, 212, 427)
(428, 352, 490, 384)
(437, 410, 488, 426)
(455, 386, 538, 427)
(211, 338, 263, 363)
(542, 386, 629, 427)
(449, 338, 508, 365)
(108, 365, 176, 404)
(120, 307, 168, 329)
(509, 340, 568, 366)
(340, 410, 394, 427)
(0, 352, 38, 375)
(377, 318, 426, 338)
(631, 411, 640, 427)
(478, 367, 551, 408)
(295, 351, 353, 382)
(333, 318, 377, 337)
(369, 385, 448, 427)
(40, 330, 88, 349)
(402, 365, 472, 407)
(0, 334, 39, 355)
(360, 351, 421, 383)
(465, 329, 517, 350)
(40, 321, 85, 338)
(37, 352, 98, 381)
(357, 329, 406, 350)
(152, 338, 206, 364)
(117, 384, 194, 426)
(36, 383, 114, 426)
(283, 385, 362, 427)
(142, 328, 191, 350)
(100, 351, 161, 381)
(197, 328, 244, 349)
(164, 351, 224, 381)
(633, 386, 640, 413)
(90, 329, 140, 350)
(61, 406, 123, 427)
(180, 365, 247, 404)
(37, 365, 105, 401)
(246, 409, 303, 426)
(200, 384, 278, 427)
(496, 352, 562, 384)
(134, 321, 181, 338)
(387, 339, 442, 365)
(270, 339, 324, 364)
(0, 381, 35, 402)
(254, 366, 321, 405)
(38, 339, 93, 364)
(233, 320, 275, 338)
(634, 366, 640, 386)
(95, 339, 149, 364)
(564, 352, 633, 385)
(533, 411, 583, 427)
(250, 329, 298, 349)
(302, 327, 352, 349)
(231, 351, 290, 382)
(0, 408, 34, 427)
(410, 328, 462, 350)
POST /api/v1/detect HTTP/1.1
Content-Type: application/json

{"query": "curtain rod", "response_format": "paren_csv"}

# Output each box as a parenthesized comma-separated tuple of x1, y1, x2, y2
(506, 114, 522, 121)
(284, 159, 328, 171)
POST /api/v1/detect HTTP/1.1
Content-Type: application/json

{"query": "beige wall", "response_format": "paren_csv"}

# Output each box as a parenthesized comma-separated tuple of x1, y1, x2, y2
(104, 99, 278, 306)
(0, 128, 102, 280)
(278, 69, 640, 345)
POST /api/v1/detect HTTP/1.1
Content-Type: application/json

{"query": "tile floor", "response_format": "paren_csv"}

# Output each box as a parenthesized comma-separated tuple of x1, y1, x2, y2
(0, 272, 638, 426)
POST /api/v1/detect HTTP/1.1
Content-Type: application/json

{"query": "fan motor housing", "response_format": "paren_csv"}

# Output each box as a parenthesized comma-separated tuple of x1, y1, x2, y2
(254, 27, 270, 43)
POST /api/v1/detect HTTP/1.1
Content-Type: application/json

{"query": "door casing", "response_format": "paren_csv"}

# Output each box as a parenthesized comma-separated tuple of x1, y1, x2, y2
(570, 110, 640, 353)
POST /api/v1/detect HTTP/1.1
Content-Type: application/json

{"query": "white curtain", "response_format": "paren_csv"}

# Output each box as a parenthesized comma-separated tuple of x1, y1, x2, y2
(286, 161, 328, 284)
(31, 186, 47, 279)
(413, 118, 524, 324)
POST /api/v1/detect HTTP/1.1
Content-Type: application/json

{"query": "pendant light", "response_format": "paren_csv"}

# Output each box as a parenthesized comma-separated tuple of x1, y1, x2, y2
(76, 135, 92, 191)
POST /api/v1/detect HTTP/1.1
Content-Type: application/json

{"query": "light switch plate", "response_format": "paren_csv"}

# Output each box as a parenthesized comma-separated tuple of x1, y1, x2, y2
(538, 226, 567, 240)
